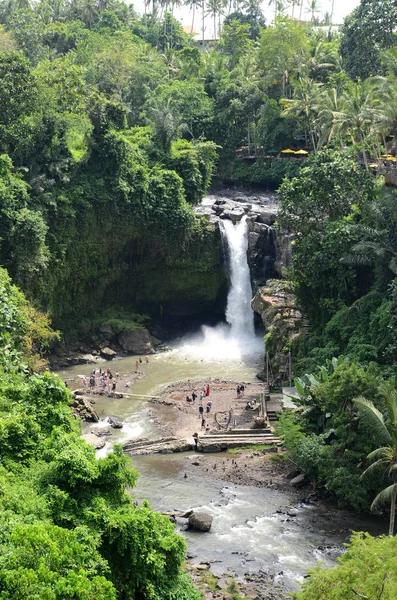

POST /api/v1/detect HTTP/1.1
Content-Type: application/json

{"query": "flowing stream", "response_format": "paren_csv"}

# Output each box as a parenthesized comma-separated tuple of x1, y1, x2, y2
(57, 194, 387, 592)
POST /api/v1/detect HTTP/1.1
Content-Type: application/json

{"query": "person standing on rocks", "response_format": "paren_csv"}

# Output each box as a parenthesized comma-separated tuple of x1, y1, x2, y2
(199, 405, 204, 418)
(192, 391, 197, 403)
(205, 384, 210, 397)
(201, 417, 206, 430)
(135, 360, 139, 372)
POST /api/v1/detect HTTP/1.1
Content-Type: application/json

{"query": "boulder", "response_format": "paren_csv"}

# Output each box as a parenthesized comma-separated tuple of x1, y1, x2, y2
(256, 211, 277, 226)
(221, 208, 245, 222)
(109, 417, 123, 429)
(118, 326, 154, 354)
(188, 511, 213, 532)
(290, 473, 307, 487)
(82, 433, 106, 450)
(100, 347, 116, 359)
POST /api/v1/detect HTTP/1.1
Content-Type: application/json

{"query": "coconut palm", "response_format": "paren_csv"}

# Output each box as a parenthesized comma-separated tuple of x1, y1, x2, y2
(205, 0, 227, 40)
(281, 77, 322, 152)
(305, 0, 321, 23)
(268, 0, 284, 22)
(185, 0, 202, 33)
(330, 79, 389, 170)
(354, 383, 397, 536)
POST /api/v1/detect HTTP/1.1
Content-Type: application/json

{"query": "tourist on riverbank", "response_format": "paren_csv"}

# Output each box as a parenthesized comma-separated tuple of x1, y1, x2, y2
(206, 401, 212, 413)
(145, 356, 150, 363)
(199, 405, 204, 417)
(205, 384, 210, 397)
(192, 391, 197, 403)
(201, 417, 206, 430)
(135, 360, 139, 372)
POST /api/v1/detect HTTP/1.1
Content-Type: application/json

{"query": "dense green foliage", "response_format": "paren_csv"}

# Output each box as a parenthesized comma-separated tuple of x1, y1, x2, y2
(0, 266, 200, 599)
(0, 0, 353, 329)
(294, 533, 397, 599)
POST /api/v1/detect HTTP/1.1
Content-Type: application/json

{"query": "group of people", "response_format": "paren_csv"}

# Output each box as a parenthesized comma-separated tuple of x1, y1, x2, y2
(85, 367, 120, 395)
(245, 400, 258, 410)
(236, 384, 245, 398)
(135, 356, 150, 372)
(184, 384, 211, 430)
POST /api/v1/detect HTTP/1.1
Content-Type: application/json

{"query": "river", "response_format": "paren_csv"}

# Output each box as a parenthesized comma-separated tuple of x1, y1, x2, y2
(58, 342, 387, 593)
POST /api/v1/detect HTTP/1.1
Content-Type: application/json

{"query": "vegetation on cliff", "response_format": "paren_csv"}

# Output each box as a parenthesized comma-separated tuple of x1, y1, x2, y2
(2, 0, 396, 330)
(0, 266, 200, 599)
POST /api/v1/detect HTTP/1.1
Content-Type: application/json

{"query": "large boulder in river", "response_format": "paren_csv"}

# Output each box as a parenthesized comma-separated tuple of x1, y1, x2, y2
(100, 347, 116, 359)
(221, 208, 245, 222)
(188, 511, 213, 532)
(118, 326, 154, 354)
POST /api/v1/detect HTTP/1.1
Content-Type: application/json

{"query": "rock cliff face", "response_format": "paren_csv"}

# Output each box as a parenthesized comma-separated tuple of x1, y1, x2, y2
(251, 280, 305, 381)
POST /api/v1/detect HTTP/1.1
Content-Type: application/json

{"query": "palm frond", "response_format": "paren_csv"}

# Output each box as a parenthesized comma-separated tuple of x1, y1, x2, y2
(362, 458, 389, 478)
(353, 397, 393, 445)
(371, 483, 397, 511)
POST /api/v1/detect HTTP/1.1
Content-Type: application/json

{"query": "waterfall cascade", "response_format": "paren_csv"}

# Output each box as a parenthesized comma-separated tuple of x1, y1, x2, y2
(221, 217, 255, 340)
(177, 216, 262, 361)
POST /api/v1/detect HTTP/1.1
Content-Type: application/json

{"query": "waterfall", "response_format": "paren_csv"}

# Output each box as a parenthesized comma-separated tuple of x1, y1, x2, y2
(176, 215, 262, 361)
(221, 217, 255, 339)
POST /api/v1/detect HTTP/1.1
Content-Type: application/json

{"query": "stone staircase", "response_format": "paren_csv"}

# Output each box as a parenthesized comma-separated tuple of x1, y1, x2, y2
(196, 427, 282, 453)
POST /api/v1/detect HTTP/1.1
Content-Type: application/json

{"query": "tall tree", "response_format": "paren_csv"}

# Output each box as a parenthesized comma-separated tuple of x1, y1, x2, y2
(354, 383, 397, 536)
(340, 0, 397, 80)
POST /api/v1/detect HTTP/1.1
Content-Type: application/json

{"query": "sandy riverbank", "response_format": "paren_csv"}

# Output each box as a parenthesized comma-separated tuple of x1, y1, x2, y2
(151, 378, 280, 439)
(148, 378, 299, 494)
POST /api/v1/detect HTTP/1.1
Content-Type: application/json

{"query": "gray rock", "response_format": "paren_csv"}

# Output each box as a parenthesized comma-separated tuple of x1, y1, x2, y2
(222, 208, 245, 222)
(108, 417, 123, 429)
(256, 211, 277, 225)
(290, 473, 307, 487)
(100, 347, 116, 359)
(118, 326, 154, 354)
(188, 511, 213, 532)
(82, 433, 106, 450)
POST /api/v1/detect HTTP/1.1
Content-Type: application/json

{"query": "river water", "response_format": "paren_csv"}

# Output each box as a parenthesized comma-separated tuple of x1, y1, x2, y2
(58, 343, 387, 592)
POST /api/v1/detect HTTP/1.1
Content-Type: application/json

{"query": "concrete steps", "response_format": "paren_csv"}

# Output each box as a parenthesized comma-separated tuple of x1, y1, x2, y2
(197, 428, 282, 452)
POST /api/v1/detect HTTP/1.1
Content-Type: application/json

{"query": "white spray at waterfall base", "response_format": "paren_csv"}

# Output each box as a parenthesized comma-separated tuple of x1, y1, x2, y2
(176, 216, 263, 361)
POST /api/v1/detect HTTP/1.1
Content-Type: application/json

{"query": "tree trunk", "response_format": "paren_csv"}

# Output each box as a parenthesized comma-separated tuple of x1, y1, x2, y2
(202, 0, 204, 42)
(214, 13, 216, 40)
(389, 485, 396, 536)
(360, 131, 368, 171)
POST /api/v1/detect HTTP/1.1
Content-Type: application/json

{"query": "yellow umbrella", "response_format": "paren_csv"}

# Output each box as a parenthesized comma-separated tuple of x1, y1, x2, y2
(280, 148, 296, 154)
(369, 163, 379, 168)
(294, 149, 309, 155)
(385, 156, 397, 161)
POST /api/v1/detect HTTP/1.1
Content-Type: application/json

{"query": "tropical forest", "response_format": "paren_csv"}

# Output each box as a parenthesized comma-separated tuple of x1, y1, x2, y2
(1, 0, 397, 598)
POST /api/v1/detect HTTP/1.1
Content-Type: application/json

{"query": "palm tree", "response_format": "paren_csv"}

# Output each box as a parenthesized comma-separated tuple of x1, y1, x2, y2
(205, 0, 227, 40)
(281, 77, 322, 152)
(341, 195, 397, 277)
(354, 383, 397, 536)
(185, 0, 202, 33)
(305, 0, 321, 23)
(268, 0, 284, 22)
(330, 79, 388, 170)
